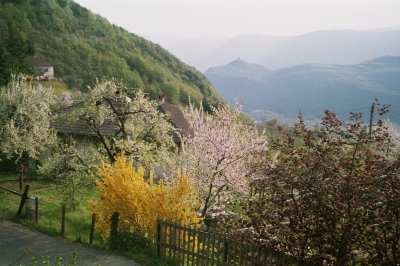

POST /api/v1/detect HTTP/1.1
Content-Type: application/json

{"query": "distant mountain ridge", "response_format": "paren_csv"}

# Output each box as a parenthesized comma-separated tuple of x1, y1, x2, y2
(206, 59, 271, 80)
(192, 35, 290, 72)
(257, 30, 400, 70)
(204, 57, 400, 125)
(147, 29, 400, 72)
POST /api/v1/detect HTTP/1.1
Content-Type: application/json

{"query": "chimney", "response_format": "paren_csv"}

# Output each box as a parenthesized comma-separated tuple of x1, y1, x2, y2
(115, 88, 121, 97)
(158, 92, 165, 103)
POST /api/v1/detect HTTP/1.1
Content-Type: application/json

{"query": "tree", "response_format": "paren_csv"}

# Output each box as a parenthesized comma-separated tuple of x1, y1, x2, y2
(376, 118, 400, 160)
(57, 91, 73, 108)
(265, 118, 279, 127)
(6, 27, 33, 75)
(179, 99, 268, 218)
(0, 74, 56, 161)
(0, 41, 12, 87)
(64, 79, 177, 169)
(218, 106, 400, 265)
(86, 152, 202, 241)
(37, 136, 101, 210)
(160, 82, 179, 104)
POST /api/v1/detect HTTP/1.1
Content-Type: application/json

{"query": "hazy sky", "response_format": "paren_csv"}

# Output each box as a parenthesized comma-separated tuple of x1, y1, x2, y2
(75, 0, 400, 38)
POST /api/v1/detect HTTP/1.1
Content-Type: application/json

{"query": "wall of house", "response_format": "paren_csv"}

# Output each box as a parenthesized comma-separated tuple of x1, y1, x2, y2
(35, 66, 54, 80)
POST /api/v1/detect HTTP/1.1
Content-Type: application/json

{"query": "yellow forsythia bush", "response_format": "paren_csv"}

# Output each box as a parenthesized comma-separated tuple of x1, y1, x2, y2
(87, 152, 202, 241)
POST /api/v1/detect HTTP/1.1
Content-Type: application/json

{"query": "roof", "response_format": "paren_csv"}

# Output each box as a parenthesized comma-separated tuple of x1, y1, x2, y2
(158, 101, 190, 142)
(50, 103, 116, 136)
(51, 101, 189, 143)
(28, 56, 53, 67)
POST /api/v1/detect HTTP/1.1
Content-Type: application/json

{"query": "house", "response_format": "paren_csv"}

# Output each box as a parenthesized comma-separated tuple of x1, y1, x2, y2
(28, 56, 55, 81)
(49, 95, 190, 178)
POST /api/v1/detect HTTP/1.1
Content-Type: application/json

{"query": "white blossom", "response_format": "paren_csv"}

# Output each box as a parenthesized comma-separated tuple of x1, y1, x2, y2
(0, 75, 56, 161)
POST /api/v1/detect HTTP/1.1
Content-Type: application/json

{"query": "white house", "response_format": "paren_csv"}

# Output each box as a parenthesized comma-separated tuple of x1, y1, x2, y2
(28, 56, 55, 80)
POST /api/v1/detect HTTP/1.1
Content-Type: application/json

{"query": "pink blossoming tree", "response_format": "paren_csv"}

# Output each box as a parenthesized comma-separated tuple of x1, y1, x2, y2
(180, 99, 268, 218)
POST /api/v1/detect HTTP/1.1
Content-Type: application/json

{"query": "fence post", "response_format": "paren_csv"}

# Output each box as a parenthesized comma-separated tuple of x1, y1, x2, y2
(35, 197, 39, 223)
(17, 185, 29, 217)
(89, 213, 96, 245)
(156, 218, 161, 258)
(61, 204, 66, 237)
(109, 212, 119, 250)
(223, 238, 229, 264)
(18, 175, 23, 191)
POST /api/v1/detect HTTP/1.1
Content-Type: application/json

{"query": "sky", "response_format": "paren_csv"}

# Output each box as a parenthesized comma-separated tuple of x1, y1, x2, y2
(75, 0, 400, 38)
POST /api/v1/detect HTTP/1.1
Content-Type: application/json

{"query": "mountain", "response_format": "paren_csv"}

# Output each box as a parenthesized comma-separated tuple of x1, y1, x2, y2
(204, 57, 400, 125)
(0, 0, 222, 111)
(149, 30, 400, 72)
(192, 34, 291, 72)
(257, 30, 400, 70)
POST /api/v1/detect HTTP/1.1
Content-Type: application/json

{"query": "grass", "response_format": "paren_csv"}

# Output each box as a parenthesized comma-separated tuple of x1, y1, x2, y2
(31, 80, 69, 95)
(0, 172, 19, 181)
(0, 177, 176, 266)
(264, 127, 303, 148)
(30, 80, 84, 111)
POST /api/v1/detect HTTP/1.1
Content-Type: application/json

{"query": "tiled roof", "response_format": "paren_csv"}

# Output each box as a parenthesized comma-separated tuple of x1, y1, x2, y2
(28, 56, 53, 67)
(158, 101, 190, 142)
(51, 103, 115, 136)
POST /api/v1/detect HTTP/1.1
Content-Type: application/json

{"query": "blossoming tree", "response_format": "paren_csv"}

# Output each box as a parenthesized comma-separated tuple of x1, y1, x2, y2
(87, 152, 202, 240)
(219, 106, 400, 265)
(0, 75, 56, 161)
(180, 99, 268, 218)
(64, 79, 176, 169)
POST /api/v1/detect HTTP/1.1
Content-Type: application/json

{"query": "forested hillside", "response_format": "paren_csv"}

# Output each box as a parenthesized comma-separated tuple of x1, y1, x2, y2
(205, 57, 400, 124)
(0, 0, 222, 110)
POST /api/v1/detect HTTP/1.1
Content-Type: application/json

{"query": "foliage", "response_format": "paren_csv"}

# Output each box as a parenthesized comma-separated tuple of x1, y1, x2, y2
(0, 25, 33, 87)
(265, 118, 279, 127)
(63, 79, 177, 169)
(376, 118, 400, 160)
(0, 74, 56, 162)
(0, 0, 222, 110)
(218, 104, 400, 265)
(180, 98, 268, 218)
(37, 137, 101, 210)
(87, 152, 202, 242)
(16, 251, 78, 266)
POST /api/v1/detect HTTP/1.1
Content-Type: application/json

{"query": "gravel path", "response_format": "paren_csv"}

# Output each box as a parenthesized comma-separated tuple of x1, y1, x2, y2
(0, 219, 143, 266)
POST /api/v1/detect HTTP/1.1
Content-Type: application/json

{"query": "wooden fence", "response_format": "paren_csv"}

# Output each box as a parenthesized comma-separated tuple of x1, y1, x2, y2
(156, 219, 304, 266)
(0, 184, 30, 217)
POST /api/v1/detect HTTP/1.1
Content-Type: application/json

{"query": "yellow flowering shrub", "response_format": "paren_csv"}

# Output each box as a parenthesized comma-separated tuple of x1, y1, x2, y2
(87, 152, 202, 241)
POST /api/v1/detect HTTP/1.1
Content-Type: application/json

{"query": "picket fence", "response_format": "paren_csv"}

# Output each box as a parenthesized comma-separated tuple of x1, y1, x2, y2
(156, 219, 305, 266)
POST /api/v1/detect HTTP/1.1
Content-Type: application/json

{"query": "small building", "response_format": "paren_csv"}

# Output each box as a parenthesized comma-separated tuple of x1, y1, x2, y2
(28, 56, 54, 81)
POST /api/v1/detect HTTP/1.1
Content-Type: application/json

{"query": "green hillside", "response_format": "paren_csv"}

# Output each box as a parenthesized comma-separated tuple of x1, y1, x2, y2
(204, 56, 400, 124)
(0, 0, 222, 110)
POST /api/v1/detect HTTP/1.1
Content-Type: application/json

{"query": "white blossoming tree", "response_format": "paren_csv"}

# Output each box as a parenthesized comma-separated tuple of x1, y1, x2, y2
(0, 75, 56, 162)
(180, 99, 268, 218)
(57, 91, 73, 108)
(65, 79, 177, 169)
